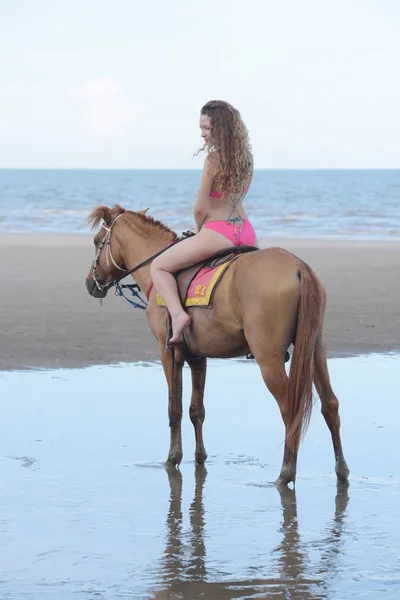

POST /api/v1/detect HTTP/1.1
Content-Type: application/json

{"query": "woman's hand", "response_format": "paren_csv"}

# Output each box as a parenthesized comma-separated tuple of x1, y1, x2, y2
(182, 226, 198, 238)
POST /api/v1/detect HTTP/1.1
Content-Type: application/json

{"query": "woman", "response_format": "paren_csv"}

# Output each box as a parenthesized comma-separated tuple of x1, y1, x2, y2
(150, 99, 257, 344)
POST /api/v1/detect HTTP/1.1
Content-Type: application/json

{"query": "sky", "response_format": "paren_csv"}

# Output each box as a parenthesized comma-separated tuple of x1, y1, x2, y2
(0, 0, 399, 169)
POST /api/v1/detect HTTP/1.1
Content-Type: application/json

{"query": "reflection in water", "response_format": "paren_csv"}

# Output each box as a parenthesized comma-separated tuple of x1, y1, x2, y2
(157, 466, 208, 597)
(1, 356, 399, 599)
(271, 485, 349, 599)
(151, 468, 349, 599)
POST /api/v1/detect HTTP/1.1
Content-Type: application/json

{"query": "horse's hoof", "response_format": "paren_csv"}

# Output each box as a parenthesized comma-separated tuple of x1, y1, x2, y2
(336, 458, 350, 483)
(166, 453, 183, 467)
(274, 467, 296, 488)
(195, 450, 208, 465)
(274, 477, 293, 489)
(336, 468, 350, 484)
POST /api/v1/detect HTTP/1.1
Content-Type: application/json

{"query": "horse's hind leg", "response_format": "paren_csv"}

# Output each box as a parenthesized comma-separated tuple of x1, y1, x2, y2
(314, 335, 349, 484)
(187, 357, 208, 465)
(160, 345, 185, 467)
(251, 348, 297, 486)
(262, 362, 298, 487)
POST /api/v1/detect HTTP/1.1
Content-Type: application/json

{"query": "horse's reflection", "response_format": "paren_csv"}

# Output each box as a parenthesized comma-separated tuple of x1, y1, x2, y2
(152, 467, 349, 599)
(158, 465, 207, 593)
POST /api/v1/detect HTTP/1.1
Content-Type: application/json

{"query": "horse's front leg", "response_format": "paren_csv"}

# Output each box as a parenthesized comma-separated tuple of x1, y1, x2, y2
(160, 345, 185, 467)
(187, 356, 207, 465)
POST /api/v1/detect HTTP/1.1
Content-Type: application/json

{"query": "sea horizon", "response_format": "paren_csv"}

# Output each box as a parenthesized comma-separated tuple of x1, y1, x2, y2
(1, 168, 399, 240)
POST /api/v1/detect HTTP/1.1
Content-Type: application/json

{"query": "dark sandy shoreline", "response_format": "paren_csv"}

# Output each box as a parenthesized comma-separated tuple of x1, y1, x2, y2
(2, 233, 400, 371)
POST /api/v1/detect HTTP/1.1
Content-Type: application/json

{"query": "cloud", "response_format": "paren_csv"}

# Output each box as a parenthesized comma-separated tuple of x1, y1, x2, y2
(71, 78, 136, 142)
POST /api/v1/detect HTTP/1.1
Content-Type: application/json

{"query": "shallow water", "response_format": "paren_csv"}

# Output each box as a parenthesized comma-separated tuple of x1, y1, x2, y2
(1, 355, 399, 599)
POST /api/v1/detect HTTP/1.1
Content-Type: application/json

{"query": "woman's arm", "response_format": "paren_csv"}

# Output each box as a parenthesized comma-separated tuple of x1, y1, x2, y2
(193, 154, 214, 231)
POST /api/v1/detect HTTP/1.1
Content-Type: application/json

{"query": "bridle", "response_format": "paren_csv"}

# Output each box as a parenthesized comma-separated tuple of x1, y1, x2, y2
(91, 213, 182, 303)
(91, 213, 128, 292)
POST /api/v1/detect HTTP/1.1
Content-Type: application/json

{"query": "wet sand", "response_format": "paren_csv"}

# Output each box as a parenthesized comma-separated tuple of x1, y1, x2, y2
(2, 233, 400, 370)
(1, 355, 399, 599)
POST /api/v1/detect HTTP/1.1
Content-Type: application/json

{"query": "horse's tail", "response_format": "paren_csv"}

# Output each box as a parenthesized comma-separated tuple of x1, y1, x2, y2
(285, 261, 325, 452)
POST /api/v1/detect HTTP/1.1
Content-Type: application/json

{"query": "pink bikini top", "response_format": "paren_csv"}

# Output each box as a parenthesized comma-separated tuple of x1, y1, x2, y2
(209, 187, 248, 198)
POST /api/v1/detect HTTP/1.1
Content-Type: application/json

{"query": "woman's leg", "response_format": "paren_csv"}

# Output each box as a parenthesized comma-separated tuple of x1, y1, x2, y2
(150, 228, 233, 343)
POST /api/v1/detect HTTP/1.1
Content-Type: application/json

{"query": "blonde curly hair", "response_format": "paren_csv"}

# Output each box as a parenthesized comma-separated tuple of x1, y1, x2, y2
(197, 100, 253, 196)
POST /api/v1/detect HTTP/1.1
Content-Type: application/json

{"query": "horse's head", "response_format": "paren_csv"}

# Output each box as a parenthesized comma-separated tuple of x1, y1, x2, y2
(85, 204, 131, 298)
(86, 204, 172, 299)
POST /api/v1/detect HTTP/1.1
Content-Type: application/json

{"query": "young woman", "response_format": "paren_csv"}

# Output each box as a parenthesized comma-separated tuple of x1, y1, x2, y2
(150, 100, 257, 344)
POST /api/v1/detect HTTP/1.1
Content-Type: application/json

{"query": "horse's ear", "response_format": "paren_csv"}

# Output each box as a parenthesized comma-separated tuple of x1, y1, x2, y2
(87, 205, 112, 230)
(138, 208, 149, 215)
(102, 208, 112, 225)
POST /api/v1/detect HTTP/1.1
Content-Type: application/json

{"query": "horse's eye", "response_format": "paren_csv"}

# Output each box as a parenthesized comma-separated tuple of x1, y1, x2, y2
(94, 239, 98, 247)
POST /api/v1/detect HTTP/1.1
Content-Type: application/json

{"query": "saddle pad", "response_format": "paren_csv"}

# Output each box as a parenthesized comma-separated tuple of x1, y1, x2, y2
(156, 258, 235, 308)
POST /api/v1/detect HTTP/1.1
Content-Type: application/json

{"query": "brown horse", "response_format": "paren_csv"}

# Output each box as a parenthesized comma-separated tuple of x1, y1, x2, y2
(85, 204, 349, 487)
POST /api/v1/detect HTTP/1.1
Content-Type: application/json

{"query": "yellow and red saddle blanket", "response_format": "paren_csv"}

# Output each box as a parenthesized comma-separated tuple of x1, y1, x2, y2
(156, 257, 235, 308)
(155, 248, 257, 308)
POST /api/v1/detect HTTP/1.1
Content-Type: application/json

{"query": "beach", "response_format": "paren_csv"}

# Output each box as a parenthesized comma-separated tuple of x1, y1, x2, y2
(2, 234, 400, 599)
(2, 233, 399, 371)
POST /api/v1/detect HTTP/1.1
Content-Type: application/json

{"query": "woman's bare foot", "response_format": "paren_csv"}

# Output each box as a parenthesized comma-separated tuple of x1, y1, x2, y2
(168, 312, 191, 344)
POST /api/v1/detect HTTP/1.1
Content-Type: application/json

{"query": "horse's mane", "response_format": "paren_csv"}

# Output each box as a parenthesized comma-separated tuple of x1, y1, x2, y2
(87, 204, 177, 241)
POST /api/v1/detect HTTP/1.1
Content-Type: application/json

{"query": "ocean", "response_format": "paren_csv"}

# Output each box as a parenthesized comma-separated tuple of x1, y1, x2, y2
(0, 169, 399, 240)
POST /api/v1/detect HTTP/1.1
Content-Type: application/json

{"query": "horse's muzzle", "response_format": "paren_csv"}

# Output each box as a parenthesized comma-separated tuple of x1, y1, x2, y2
(86, 276, 108, 298)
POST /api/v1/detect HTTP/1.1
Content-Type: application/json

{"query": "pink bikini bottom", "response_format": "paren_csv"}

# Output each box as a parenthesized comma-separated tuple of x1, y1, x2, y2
(202, 219, 256, 247)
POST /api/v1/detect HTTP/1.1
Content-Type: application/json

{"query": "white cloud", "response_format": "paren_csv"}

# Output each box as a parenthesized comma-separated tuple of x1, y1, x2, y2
(71, 78, 136, 142)
(2, 0, 400, 167)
